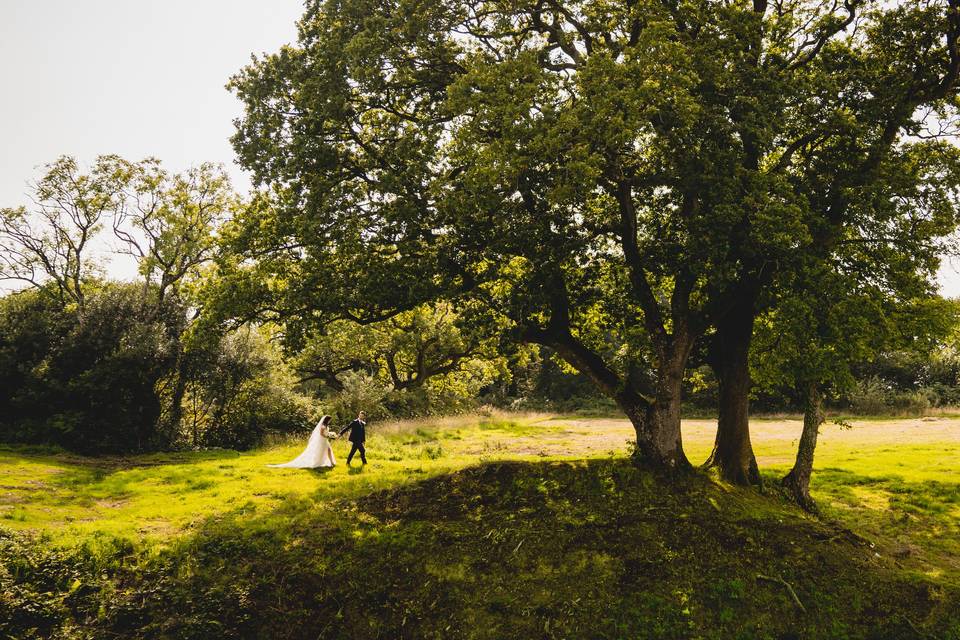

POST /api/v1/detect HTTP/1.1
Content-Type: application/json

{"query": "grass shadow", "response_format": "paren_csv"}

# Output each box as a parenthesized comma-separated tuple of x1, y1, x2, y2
(807, 468, 960, 581)
(11, 458, 953, 639)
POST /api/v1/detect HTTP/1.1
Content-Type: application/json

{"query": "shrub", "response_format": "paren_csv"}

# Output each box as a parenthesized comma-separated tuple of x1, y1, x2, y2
(921, 383, 960, 407)
(846, 377, 929, 416)
(0, 285, 182, 453)
(0, 286, 316, 453)
(180, 327, 315, 449)
(325, 371, 390, 423)
(887, 390, 930, 415)
(847, 377, 892, 415)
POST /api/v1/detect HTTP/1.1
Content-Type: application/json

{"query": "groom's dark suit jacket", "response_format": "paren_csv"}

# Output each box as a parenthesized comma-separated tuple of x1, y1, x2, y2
(339, 419, 366, 444)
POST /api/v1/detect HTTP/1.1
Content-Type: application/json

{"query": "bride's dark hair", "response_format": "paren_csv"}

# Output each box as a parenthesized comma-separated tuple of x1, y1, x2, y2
(320, 415, 332, 425)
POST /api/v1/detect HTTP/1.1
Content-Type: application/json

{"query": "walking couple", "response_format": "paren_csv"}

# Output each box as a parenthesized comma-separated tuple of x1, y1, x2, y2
(267, 411, 368, 469)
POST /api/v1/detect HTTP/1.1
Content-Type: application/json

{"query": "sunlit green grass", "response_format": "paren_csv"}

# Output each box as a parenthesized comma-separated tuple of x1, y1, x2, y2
(731, 421, 960, 583)
(1, 412, 958, 583)
(804, 447, 960, 582)
(0, 413, 572, 545)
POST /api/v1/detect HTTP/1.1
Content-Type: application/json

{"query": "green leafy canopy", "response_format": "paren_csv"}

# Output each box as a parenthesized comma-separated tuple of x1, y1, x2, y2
(223, 0, 960, 426)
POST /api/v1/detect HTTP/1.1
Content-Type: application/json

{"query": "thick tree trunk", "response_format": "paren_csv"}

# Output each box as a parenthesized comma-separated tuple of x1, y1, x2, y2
(783, 382, 823, 512)
(706, 299, 761, 485)
(530, 307, 694, 473)
(622, 357, 690, 472)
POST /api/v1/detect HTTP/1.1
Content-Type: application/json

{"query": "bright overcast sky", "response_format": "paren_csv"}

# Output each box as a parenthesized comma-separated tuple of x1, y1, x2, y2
(0, 0, 303, 200)
(1, 0, 960, 297)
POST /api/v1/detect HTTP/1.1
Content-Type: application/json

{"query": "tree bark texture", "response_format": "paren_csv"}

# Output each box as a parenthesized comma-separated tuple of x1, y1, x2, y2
(782, 382, 824, 512)
(706, 296, 761, 485)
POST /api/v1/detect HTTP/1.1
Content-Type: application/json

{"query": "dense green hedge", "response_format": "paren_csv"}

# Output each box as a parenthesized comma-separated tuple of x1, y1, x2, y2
(0, 286, 311, 453)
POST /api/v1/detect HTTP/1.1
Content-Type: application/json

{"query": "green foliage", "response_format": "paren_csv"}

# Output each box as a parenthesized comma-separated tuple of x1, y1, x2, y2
(0, 156, 126, 308)
(493, 345, 607, 410)
(846, 377, 931, 416)
(179, 326, 314, 449)
(223, 0, 960, 471)
(115, 159, 233, 302)
(0, 284, 183, 453)
(291, 303, 508, 420)
(0, 155, 235, 312)
(0, 154, 318, 453)
(323, 370, 391, 423)
(751, 248, 959, 420)
(0, 285, 315, 453)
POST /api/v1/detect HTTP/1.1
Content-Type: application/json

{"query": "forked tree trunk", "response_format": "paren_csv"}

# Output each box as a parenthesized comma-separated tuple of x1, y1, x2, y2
(705, 299, 761, 485)
(543, 322, 692, 472)
(782, 382, 823, 512)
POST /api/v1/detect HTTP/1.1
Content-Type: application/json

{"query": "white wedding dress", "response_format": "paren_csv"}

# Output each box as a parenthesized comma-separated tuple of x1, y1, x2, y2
(268, 421, 336, 468)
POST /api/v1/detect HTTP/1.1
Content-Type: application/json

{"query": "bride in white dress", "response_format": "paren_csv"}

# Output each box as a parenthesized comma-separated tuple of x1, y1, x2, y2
(268, 415, 337, 468)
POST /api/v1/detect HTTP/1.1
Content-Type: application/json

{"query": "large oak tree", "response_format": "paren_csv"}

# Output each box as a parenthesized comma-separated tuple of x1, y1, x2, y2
(227, 0, 960, 476)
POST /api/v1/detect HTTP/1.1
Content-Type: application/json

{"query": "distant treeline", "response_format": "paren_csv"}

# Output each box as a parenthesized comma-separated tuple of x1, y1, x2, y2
(2, 153, 960, 456)
(2, 279, 957, 455)
(502, 339, 960, 418)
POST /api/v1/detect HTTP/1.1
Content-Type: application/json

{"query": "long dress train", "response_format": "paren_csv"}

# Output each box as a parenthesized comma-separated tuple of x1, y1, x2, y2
(268, 422, 336, 468)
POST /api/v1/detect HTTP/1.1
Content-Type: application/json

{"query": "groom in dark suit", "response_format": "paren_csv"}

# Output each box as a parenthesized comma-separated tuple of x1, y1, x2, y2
(339, 411, 367, 465)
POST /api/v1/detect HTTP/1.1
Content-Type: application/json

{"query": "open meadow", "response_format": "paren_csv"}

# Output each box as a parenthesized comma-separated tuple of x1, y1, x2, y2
(3, 411, 959, 583)
(3, 412, 960, 638)
(6, 1, 960, 638)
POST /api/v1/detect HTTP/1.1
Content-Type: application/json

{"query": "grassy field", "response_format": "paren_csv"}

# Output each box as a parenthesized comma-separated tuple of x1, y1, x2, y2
(2, 411, 959, 638)
(1, 413, 578, 543)
(2, 412, 958, 576)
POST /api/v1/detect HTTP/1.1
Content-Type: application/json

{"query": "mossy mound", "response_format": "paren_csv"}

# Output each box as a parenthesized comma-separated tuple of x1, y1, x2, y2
(4, 459, 958, 639)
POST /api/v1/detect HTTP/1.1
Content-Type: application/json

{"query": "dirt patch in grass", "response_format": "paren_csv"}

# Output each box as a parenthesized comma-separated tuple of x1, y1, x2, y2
(534, 415, 960, 460)
(93, 499, 128, 510)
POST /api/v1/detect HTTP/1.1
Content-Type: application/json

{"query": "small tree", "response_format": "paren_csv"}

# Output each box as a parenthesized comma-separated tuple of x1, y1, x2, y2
(180, 325, 312, 449)
(0, 156, 248, 451)
(0, 156, 127, 309)
(112, 160, 233, 307)
(753, 264, 955, 510)
(110, 159, 236, 436)
(1, 155, 232, 314)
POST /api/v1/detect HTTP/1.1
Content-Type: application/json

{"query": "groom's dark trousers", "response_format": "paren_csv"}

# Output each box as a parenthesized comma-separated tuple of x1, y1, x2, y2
(346, 442, 366, 464)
